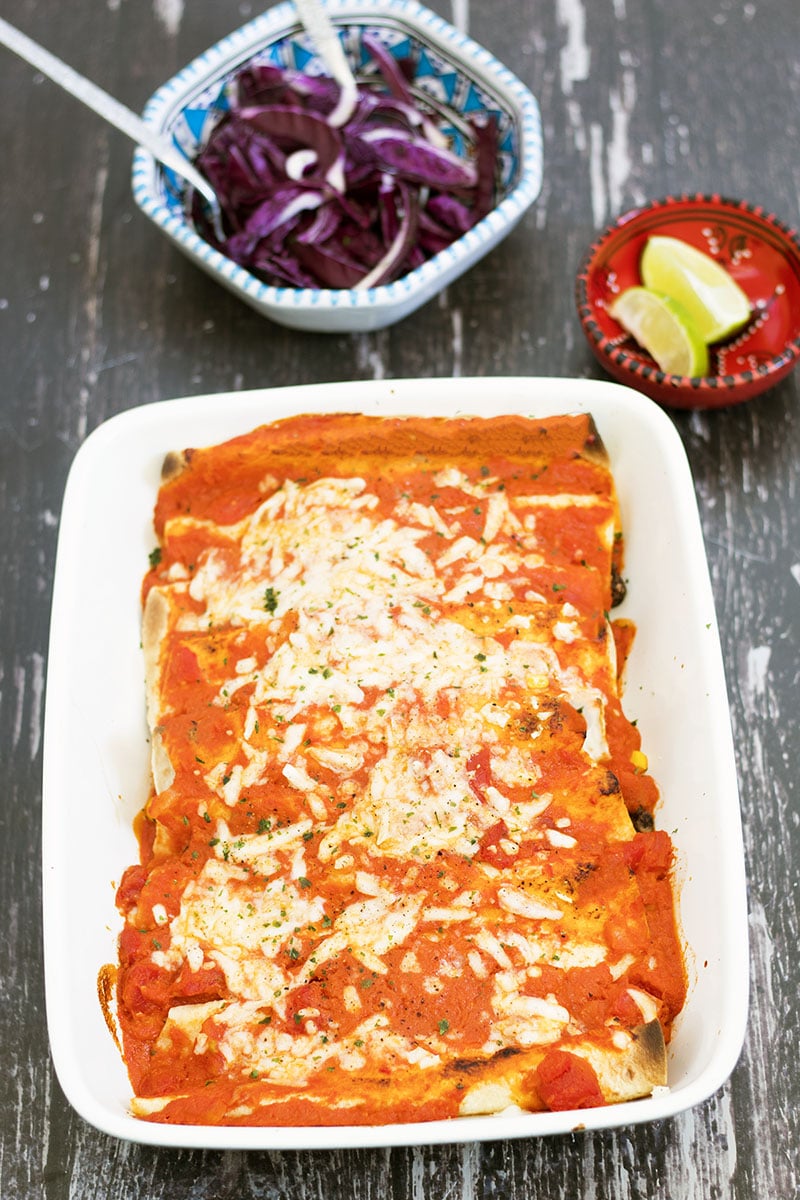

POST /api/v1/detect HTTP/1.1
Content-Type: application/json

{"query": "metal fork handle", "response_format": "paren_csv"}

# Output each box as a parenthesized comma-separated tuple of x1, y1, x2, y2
(293, 0, 357, 126)
(293, 0, 356, 92)
(0, 16, 216, 208)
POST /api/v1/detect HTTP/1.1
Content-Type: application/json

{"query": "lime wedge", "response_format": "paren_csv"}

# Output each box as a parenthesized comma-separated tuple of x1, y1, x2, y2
(640, 235, 751, 343)
(610, 286, 709, 376)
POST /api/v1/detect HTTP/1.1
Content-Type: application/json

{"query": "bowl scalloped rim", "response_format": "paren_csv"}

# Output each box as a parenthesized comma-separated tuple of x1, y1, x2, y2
(131, 0, 544, 331)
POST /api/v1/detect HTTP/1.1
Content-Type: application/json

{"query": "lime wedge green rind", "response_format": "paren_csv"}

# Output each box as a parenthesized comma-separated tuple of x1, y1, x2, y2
(610, 286, 710, 377)
(640, 235, 751, 344)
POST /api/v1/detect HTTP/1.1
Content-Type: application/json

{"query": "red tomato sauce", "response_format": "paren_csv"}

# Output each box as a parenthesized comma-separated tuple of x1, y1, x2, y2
(112, 413, 687, 1125)
(532, 1050, 606, 1111)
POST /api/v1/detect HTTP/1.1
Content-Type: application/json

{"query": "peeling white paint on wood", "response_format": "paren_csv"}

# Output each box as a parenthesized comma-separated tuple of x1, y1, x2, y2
(565, 97, 587, 152)
(411, 1145, 426, 1200)
(739, 899, 785, 1193)
(451, 307, 463, 377)
(607, 71, 637, 215)
(10, 652, 45, 761)
(556, 0, 590, 94)
(77, 158, 110, 443)
(746, 645, 771, 701)
(588, 121, 607, 227)
(640, 1093, 734, 1198)
(11, 664, 26, 751)
(459, 1141, 479, 1200)
(355, 333, 386, 380)
(153, 0, 183, 37)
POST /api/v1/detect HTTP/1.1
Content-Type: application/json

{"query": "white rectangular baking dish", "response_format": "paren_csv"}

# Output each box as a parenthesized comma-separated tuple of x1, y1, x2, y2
(42, 376, 748, 1148)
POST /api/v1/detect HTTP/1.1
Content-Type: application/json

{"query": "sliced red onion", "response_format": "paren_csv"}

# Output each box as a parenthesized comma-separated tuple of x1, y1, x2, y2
(243, 188, 324, 239)
(285, 148, 319, 180)
(354, 183, 419, 290)
(357, 127, 478, 188)
(360, 31, 449, 149)
(191, 41, 499, 291)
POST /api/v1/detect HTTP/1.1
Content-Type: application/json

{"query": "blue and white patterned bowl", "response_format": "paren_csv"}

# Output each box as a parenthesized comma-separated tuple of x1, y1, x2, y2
(132, 0, 543, 332)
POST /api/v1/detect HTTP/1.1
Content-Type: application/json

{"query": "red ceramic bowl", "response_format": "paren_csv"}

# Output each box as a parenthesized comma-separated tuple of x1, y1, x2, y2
(576, 194, 800, 409)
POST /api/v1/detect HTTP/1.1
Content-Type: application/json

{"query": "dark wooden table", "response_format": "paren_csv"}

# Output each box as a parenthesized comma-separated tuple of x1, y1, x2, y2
(2, 0, 798, 1196)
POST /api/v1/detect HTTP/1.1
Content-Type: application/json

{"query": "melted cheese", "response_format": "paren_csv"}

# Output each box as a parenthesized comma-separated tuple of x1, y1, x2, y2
(118, 414, 681, 1125)
(156, 474, 618, 856)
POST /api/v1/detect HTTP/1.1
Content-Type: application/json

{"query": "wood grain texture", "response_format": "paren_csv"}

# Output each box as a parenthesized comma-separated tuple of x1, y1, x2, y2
(1, 0, 798, 1196)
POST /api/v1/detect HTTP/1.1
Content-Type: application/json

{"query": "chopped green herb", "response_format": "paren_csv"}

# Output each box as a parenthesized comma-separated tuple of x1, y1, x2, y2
(263, 586, 279, 613)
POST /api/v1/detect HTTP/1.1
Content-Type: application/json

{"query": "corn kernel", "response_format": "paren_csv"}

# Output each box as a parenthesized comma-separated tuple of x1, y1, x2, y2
(526, 674, 548, 691)
(630, 749, 648, 773)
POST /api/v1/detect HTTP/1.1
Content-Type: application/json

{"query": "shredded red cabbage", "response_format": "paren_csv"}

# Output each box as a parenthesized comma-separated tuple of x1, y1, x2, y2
(190, 45, 499, 290)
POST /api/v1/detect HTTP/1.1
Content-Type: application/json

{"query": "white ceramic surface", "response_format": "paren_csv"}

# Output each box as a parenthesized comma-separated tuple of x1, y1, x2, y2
(43, 376, 748, 1149)
(131, 0, 543, 332)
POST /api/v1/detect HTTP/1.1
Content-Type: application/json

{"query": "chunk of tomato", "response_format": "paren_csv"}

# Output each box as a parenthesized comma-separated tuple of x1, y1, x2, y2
(533, 1050, 605, 1111)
